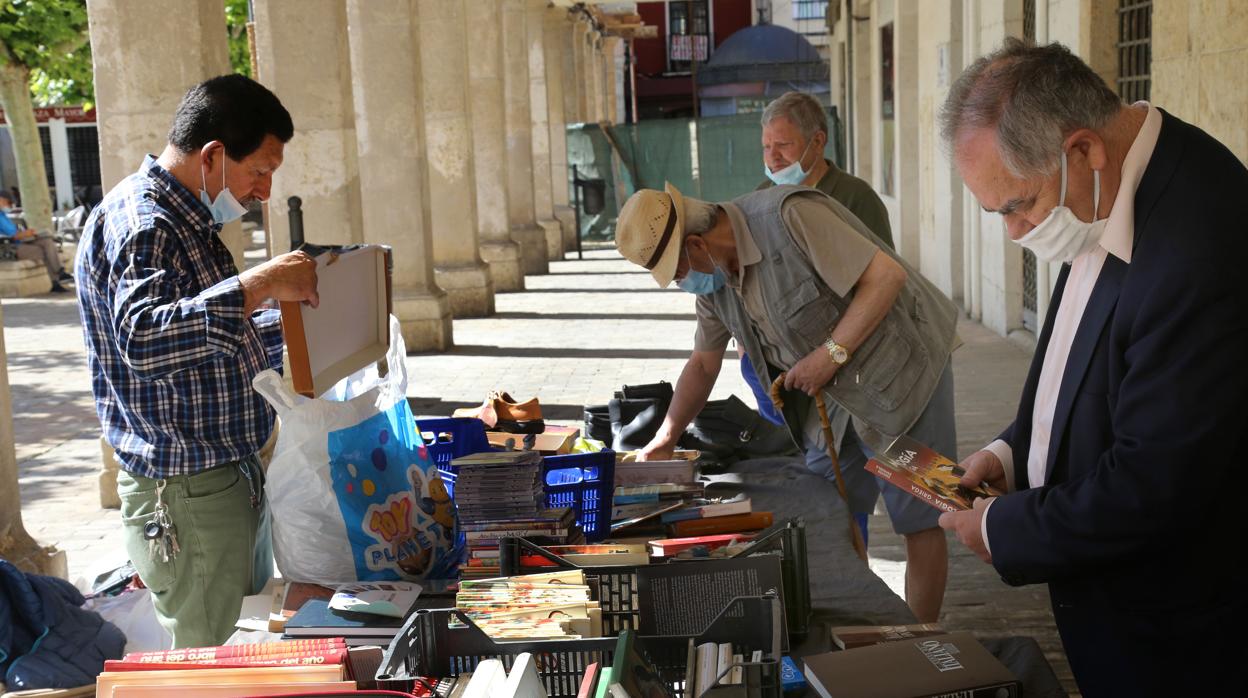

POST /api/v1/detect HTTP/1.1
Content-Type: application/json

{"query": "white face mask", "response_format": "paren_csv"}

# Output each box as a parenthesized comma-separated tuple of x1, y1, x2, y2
(199, 156, 248, 225)
(1014, 151, 1106, 264)
(764, 138, 814, 186)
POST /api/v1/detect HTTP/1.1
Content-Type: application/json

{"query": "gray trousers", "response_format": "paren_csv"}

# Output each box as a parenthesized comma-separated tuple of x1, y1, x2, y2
(802, 360, 958, 536)
(14, 237, 63, 282)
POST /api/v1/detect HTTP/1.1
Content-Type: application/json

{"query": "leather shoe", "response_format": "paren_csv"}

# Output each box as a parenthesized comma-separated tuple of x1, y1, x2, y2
(454, 391, 545, 434)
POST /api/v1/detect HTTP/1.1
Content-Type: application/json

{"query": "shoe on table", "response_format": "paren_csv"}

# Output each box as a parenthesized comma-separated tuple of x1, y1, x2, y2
(453, 391, 545, 434)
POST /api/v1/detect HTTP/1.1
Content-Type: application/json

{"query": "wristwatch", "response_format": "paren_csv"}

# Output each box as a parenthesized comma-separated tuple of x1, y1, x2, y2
(824, 337, 851, 365)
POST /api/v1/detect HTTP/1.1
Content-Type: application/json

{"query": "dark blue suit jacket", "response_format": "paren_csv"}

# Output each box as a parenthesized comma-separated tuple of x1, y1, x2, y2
(985, 110, 1248, 696)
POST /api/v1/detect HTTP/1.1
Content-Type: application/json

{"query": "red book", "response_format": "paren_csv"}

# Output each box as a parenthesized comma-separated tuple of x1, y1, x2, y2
(577, 661, 601, 698)
(648, 533, 755, 557)
(104, 649, 347, 671)
(121, 638, 345, 663)
(669, 511, 774, 537)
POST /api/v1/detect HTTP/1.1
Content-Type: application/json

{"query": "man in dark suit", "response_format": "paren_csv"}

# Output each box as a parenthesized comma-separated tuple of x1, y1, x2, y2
(936, 39, 1247, 695)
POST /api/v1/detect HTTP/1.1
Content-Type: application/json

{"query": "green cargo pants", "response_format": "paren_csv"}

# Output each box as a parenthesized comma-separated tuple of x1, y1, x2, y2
(117, 458, 272, 648)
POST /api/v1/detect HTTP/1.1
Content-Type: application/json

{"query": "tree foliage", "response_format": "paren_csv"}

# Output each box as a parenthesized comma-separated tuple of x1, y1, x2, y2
(0, 0, 92, 107)
(225, 0, 252, 78)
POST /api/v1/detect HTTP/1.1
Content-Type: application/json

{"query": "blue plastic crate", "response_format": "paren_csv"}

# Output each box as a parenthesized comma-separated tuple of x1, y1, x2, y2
(414, 417, 492, 495)
(542, 450, 615, 543)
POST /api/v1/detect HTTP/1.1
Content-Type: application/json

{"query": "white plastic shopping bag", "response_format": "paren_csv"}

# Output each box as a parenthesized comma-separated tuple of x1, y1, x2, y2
(253, 316, 458, 584)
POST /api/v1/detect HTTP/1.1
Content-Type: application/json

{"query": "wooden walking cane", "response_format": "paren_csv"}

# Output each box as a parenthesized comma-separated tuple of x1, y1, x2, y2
(770, 374, 869, 562)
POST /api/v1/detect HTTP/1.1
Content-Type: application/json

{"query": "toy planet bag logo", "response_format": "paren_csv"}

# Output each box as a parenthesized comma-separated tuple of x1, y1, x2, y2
(328, 400, 459, 581)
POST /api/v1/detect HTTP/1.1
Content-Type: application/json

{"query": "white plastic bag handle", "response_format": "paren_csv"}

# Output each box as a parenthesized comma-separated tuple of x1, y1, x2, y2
(253, 369, 305, 414)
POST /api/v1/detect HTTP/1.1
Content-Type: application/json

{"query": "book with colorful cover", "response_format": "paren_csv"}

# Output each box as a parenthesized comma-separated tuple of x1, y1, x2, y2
(647, 533, 755, 557)
(830, 623, 947, 650)
(865, 434, 1003, 513)
(659, 495, 751, 523)
(329, 581, 422, 618)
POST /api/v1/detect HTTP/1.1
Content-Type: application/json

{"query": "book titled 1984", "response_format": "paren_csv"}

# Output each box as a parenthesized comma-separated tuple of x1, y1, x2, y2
(866, 434, 1003, 513)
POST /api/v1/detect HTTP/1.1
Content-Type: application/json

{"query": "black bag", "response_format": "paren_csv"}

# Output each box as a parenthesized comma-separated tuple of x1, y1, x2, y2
(584, 381, 673, 451)
(681, 394, 796, 462)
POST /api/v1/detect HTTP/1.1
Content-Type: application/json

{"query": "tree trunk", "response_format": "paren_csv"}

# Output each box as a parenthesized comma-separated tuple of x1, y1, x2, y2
(0, 61, 55, 234)
(0, 300, 62, 576)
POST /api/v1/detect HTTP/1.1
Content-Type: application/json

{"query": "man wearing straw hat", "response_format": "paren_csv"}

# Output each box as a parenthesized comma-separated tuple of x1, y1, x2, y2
(615, 182, 960, 622)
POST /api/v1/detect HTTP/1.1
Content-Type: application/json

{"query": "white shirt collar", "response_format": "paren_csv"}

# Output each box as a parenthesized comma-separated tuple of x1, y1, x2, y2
(1100, 102, 1162, 263)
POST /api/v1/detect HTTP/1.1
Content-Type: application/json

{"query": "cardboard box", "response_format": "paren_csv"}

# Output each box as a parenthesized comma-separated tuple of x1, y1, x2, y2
(487, 424, 581, 454)
(280, 245, 392, 398)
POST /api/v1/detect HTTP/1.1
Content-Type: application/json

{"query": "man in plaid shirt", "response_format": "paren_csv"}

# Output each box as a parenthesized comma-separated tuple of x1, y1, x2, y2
(75, 75, 318, 647)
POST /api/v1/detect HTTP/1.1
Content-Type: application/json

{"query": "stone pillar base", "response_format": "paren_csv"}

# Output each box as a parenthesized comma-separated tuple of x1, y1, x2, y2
(99, 435, 121, 510)
(511, 224, 550, 276)
(435, 263, 495, 318)
(393, 287, 454, 351)
(0, 261, 52, 298)
(554, 205, 577, 252)
(5, 542, 68, 579)
(537, 219, 563, 261)
(479, 241, 526, 292)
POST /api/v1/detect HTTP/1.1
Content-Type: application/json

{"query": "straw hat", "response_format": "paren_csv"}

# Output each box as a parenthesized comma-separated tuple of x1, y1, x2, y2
(615, 182, 686, 287)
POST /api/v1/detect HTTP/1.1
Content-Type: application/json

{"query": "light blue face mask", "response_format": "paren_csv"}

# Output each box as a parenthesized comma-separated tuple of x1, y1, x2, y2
(677, 268, 727, 295)
(199, 157, 249, 225)
(764, 138, 815, 186)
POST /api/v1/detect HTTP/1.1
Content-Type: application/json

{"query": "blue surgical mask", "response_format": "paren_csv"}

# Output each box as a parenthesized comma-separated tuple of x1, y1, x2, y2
(677, 268, 727, 295)
(764, 139, 815, 186)
(199, 158, 249, 225)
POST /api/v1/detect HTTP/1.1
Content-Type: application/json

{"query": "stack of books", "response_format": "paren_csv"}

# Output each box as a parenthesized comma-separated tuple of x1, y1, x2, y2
(96, 639, 358, 696)
(451, 450, 545, 522)
(455, 570, 603, 640)
(647, 532, 756, 559)
(462, 506, 584, 579)
(610, 483, 704, 533)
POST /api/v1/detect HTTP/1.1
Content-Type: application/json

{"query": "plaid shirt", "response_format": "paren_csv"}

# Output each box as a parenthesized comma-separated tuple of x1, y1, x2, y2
(76, 155, 284, 479)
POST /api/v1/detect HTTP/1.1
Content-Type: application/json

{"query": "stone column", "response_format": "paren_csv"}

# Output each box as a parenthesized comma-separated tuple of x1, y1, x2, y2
(466, 0, 525, 291)
(526, 0, 562, 261)
(583, 29, 601, 122)
(346, 0, 452, 349)
(502, 0, 549, 275)
(89, 0, 244, 270)
(417, 0, 495, 316)
(603, 36, 621, 125)
(544, 8, 576, 250)
(572, 20, 590, 123)
(254, 0, 360, 253)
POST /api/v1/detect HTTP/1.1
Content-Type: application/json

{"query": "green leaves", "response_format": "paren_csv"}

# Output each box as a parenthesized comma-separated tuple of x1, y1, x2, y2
(0, 0, 91, 106)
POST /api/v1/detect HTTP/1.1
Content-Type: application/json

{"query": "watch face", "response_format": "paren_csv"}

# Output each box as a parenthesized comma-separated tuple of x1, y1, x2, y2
(833, 347, 848, 363)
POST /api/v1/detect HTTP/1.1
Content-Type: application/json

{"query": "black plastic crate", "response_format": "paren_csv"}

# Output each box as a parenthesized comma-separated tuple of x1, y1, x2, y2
(498, 517, 812, 638)
(375, 594, 783, 698)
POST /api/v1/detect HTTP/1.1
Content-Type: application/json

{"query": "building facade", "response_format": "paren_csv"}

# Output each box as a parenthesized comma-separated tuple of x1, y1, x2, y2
(828, 0, 1248, 339)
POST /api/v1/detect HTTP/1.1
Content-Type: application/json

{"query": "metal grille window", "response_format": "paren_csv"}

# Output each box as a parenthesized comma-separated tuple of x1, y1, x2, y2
(38, 126, 54, 187)
(668, 0, 710, 73)
(793, 0, 828, 20)
(1020, 0, 1038, 333)
(1117, 0, 1152, 102)
(68, 126, 101, 189)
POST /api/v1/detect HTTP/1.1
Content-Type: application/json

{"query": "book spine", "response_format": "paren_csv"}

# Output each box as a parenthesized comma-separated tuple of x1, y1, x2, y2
(464, 528, 568, 540)
(926, 682, 1020, 698)
(104, 649, 347, 671)
(121, 639, 346, 662)
(865, 460, 960, 513)
(670, 512, 774, 537)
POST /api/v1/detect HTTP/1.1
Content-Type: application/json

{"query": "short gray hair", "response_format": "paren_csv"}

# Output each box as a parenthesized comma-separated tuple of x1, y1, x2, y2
(939, 38, 1122, 177)
(681, 196, 718, 236)
(761, 91, 828, 141)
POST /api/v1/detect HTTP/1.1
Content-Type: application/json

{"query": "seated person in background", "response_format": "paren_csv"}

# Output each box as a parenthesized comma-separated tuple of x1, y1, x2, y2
(0, 191, 72, 293)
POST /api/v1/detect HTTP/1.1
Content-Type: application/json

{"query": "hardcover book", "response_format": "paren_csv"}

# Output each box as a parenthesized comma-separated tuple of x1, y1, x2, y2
(831, 623, 947, 650)
(802, 632, 1020, 698)
(865, 435, 1003, 513)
